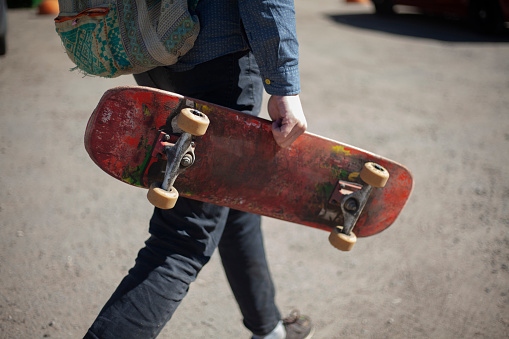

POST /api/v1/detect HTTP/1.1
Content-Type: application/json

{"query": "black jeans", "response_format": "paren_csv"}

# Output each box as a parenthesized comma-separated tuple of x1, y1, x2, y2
(85, 51, 281, 339)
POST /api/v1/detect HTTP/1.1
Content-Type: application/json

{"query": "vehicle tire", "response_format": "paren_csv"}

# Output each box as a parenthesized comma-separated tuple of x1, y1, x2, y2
(469, 0, 505, 33)
(371, 0, 395, 15)
(0, 0, 6, 55)
(0, 36, 5, 56)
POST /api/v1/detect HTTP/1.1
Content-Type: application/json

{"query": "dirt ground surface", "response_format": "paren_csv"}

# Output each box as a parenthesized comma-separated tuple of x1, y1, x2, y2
(1, 1, 508, 338)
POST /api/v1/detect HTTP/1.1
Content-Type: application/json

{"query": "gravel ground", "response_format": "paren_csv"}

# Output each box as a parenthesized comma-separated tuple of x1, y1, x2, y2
(1, 1, 508, 338)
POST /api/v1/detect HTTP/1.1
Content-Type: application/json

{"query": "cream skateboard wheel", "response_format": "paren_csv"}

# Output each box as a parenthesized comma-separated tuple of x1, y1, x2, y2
(147, 183, 179, 209)
(329, 226, 357, 251)
(360, 162, 389, 188)
(177, 108, 210, 136)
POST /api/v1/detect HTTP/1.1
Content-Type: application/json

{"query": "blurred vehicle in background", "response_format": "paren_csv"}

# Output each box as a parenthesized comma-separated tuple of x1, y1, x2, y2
(0, 0, 6, 55)
(371, 0, 509, 33)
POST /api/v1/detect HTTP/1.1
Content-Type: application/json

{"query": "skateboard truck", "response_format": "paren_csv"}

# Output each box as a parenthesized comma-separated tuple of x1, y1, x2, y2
(147, 108, 210, 209)
(160, 132, 195, 191)
(328, 162, 389, 251)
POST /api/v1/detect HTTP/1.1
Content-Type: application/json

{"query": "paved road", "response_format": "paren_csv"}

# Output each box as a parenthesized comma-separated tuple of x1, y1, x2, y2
(1, 1, 508, 338)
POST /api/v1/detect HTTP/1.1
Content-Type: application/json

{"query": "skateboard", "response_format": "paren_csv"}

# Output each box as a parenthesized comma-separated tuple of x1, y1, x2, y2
(85, 86, 413, 251)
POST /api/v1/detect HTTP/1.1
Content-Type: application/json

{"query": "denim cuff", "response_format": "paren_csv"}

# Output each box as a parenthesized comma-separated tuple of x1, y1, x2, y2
(261, 64, 301, 96)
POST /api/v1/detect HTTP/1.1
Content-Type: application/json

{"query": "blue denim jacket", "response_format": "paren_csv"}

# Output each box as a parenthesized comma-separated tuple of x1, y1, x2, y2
(168, 0, 300, 96)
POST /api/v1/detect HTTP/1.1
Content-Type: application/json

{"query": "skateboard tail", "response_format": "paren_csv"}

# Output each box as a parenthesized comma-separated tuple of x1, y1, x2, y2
(84, 87, 170, 188)
(356, 162, 413, 237)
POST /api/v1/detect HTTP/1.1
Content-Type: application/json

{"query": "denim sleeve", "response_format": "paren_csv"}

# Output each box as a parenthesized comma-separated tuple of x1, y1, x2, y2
(239, 0, 300, 96)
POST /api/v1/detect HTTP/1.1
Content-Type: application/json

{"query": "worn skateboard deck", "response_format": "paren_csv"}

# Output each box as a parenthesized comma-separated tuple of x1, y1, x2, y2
(85, 86, 413, 237)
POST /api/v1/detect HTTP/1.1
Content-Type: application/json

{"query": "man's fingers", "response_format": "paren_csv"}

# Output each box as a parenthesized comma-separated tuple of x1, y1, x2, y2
(271, 118, 306, 148)
(268, 95, 307, 148)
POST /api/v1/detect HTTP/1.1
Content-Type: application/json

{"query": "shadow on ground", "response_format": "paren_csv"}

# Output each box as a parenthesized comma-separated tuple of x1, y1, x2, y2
(327, 12, 509, 43)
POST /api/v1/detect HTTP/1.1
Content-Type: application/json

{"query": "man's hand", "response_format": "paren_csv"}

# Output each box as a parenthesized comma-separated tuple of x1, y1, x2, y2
(267, 95, 307, 148)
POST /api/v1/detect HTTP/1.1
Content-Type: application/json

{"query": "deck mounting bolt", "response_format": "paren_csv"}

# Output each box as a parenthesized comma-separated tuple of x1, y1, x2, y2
(181, 154, 194, 167)
(344, 198, 359, 212)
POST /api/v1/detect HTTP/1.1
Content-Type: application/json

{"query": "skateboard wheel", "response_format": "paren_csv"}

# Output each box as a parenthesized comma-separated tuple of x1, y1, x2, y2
(328, 227, 357, 251)
(147, 183, 179, 209)
(360, 162, 389, 188)
(177, 108, 210, 136)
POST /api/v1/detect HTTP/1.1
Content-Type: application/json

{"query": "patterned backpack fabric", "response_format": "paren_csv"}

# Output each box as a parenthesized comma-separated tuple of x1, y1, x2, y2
(55, 0, 199, 78)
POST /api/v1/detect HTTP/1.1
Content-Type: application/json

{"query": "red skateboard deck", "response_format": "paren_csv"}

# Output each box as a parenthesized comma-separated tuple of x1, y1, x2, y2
(85, 86, 413, 240)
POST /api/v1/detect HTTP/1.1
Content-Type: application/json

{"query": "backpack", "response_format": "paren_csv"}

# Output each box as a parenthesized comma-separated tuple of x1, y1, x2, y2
(55, 0, 199, 78)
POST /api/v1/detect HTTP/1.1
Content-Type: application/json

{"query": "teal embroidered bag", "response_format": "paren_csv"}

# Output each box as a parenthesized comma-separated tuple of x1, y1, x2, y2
(55, 0, 199, 78)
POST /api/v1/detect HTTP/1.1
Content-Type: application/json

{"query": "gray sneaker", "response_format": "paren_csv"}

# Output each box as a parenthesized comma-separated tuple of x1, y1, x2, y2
(283, 310, 314, 339)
